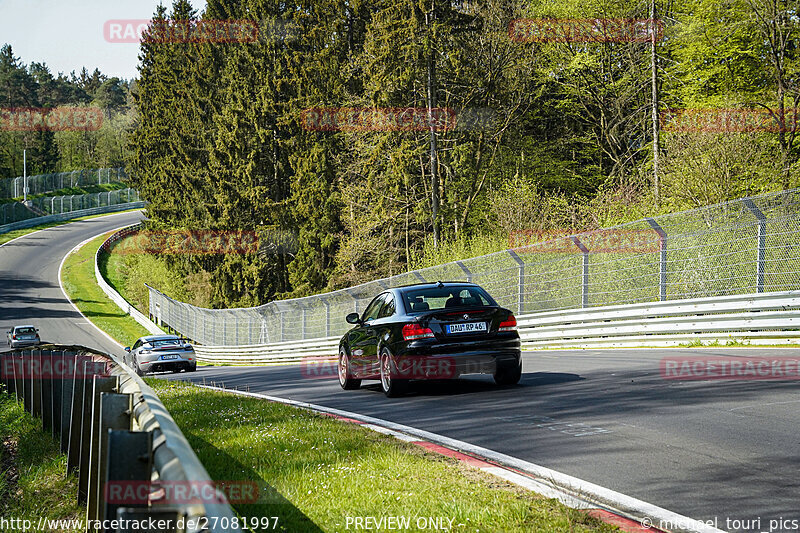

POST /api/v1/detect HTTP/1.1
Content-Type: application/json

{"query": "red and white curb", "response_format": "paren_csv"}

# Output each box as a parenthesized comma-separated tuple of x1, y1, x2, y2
(195, 384, 726, 533)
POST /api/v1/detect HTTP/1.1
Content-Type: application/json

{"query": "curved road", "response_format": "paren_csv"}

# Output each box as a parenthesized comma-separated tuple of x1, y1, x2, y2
(2, 213, 799, 533)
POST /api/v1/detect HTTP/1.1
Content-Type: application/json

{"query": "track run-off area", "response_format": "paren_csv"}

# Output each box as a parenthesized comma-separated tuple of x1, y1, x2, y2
(1, 212, 799, 533)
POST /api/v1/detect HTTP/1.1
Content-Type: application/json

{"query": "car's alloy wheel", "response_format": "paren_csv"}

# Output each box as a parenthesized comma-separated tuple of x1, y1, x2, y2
(380, 348, 407, 397)
(494, 361, 522, 386)
(338, 348, 361, 390)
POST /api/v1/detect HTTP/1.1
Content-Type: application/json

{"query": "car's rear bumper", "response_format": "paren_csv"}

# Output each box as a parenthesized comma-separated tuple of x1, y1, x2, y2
(10, 340, 41, 348)
(138, 353, 195, 373)
(389, 337, 521, 379)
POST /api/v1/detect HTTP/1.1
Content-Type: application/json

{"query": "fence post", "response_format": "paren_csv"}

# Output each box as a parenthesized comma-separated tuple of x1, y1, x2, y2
(571, 236, 590, 308)
(645, 218, 667, 301)
(743, 199, 767, 293)
(456, 261, 472, 283)
(507, 250, 525, 314)
(321, 297, 331, 337)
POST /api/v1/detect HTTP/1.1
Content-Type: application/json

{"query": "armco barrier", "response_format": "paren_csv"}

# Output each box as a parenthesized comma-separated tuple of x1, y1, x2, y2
(518, 290, 800, 348)
(0, 201, 146, 235)
(96, 223, 164, 335)
(0, 345, 243, 532)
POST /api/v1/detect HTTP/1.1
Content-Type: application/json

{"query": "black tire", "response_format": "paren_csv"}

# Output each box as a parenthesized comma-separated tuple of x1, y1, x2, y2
(135, 359, 145, 377)
(494, 361, 522, 386)
(187, 364, 197, 372)
(338, 347, 361, 390)
(380, 348, 408, 398)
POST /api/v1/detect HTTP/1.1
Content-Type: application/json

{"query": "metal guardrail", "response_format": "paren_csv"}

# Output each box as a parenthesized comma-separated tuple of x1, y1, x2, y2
(147, 188, 800, 347)
(518, 290, 800, 348)
(0, 201, 146, 235)
(0, 345, 242, 532)
(96, 224, 164, 335)
(174, 291, 800, 362)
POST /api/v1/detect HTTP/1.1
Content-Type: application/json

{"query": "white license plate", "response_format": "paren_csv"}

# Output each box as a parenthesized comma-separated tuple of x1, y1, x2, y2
(160, 354, 179, 360)
(446, 322, 487, 334)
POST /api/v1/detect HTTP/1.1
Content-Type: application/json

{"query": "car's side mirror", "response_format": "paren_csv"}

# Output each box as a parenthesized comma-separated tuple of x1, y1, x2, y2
(124, 347, 131, 352)
(346, 312, 361, 325)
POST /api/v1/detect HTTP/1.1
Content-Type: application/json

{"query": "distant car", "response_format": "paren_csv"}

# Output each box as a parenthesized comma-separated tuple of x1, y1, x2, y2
(338, 282, 522, 397)
(6, 325, 41, 348)
(124, 334, 196, 375)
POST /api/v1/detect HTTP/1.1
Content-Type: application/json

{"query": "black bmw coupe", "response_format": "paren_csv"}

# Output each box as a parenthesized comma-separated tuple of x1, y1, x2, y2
(338, 281, 522, 397)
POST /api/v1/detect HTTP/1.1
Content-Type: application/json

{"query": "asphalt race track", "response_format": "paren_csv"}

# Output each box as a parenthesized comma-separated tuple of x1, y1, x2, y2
(2, 213, 799, 532)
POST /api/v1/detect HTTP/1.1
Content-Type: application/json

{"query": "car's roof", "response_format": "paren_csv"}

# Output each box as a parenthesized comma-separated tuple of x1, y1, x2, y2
(394, 281, 478, 291)
(140, 334, 181, 342)
(14, 325, 36, 329)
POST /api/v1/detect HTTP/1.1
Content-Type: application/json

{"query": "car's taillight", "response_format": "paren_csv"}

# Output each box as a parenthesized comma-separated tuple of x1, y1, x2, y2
(12, 335, 16, 340)
(499, 315, 517, 331)
(402, 323, 435, 341)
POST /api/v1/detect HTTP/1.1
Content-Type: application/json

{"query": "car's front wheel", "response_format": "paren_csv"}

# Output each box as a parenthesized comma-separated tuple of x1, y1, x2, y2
(338, 347, 361, 390)
(494, 360, 522, 386)
(380, 348, 408, 398)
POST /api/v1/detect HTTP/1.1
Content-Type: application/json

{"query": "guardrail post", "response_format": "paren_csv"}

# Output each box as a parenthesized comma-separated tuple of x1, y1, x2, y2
(104, 430, 153, 522)
(41, 351, 53, 433)
(0, 351, 12, 396)
(79, 373, 118, 504)
(68, 355, 92, 473)
(570, 236, 590, 308)
(50, 350, 64, 441)
(89, 392, 132, 530)
(743, 199, 767, 293)
(507, 250, 525, 314)
(61, 351, 79, 453)
(646, 218, 667, 301)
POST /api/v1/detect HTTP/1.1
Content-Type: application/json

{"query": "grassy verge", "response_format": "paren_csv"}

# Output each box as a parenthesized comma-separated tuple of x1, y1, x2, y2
(0, 390, 82, 532)
(0, 208, 144, 246)
(60, 231, 150, 347)
(149, 379, 618, 533)
(0, 182, 129, 205)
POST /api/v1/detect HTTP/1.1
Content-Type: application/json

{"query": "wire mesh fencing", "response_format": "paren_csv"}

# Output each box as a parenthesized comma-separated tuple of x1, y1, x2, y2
(147, 188, 800, 347)
(0, 188, 140, 226)
(0, 167, 128, 199)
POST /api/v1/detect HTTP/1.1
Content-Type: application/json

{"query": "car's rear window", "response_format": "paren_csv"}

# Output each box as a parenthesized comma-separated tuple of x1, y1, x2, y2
(16, 327, 36, 335)
(403, 286, 495, 312)
(148, 339, 182, 347)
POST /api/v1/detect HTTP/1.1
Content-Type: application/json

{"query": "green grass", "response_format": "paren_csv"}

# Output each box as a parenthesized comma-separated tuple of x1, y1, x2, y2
(0, 208, 144, 246)
(149, 379, 618, 533)
(0, 182, 129, 205)
(0, 390, 82, 532)
(60, 231, 150, 347)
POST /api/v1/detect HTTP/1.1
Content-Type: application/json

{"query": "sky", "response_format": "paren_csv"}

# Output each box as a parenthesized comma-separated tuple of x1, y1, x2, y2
(0, 0, 207, 80)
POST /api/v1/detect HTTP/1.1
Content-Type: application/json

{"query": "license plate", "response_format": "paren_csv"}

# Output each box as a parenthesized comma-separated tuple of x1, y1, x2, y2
(160, 354, 179, 360)
(446, 322, 487, 334)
